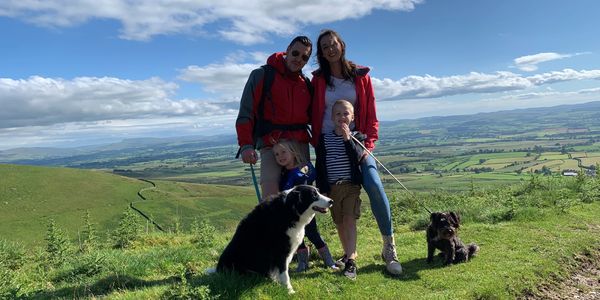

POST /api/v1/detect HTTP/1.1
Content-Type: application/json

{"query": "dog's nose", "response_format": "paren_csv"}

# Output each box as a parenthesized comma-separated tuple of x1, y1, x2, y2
(328, 199, 333, 206)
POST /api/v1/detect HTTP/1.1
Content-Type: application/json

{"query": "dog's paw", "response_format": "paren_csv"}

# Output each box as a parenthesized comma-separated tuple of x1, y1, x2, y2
(287, 288, 296, 294)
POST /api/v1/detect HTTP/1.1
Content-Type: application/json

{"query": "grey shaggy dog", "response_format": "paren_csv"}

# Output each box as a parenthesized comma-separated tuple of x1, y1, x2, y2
(426, 212, 479, 265)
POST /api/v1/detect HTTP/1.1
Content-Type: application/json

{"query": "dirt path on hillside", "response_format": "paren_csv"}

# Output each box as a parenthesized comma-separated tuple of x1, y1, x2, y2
(521, 248, 600, 300)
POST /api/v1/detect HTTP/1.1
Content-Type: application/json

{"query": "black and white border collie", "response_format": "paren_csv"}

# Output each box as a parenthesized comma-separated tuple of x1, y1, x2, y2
(216, 185, 333, 294)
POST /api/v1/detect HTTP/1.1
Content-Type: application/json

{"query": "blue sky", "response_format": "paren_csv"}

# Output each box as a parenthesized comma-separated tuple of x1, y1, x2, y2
(1, 0, 600, 150)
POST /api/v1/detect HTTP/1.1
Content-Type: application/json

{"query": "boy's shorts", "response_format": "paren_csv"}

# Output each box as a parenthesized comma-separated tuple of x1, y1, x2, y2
(329, 182, 361, 224)
(259, 143, 309, 185)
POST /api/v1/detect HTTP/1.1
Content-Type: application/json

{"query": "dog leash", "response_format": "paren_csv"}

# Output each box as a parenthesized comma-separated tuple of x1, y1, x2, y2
(351, 135, 432, 214)
(249, 164, 262, 203)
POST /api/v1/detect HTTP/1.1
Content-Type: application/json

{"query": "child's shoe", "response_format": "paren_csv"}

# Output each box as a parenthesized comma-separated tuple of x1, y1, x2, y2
(334, 254, 347, 269)
(295, 247, 310, 272)
(317, 245, 339, 270)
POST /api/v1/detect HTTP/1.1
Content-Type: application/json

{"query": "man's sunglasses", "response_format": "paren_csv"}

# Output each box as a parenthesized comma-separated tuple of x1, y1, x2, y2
(291, 50, 310, 62)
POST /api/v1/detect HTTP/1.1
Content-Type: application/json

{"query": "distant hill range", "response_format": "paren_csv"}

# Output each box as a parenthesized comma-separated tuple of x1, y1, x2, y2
(0, 134, 237, 167)
(379, 100, 600, 139)
(2, 101, 600, 166)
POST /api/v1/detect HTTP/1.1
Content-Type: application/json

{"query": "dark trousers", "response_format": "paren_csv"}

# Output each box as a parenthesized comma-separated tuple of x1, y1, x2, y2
(298, 217, 326, 250)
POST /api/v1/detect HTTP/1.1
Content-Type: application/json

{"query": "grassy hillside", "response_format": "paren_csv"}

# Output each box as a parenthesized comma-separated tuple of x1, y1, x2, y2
(0, 164, 149, 246)
(0, 164, 257, 246)
(2, 173, 600, 299)
(132, 180, 257, 232)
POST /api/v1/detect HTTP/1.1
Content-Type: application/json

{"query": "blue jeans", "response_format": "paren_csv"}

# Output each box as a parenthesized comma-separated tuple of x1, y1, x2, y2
(361, 155, 393, 236)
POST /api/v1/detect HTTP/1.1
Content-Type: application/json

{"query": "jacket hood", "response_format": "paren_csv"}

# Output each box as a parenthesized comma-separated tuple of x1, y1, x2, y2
(267, 52, 288, 74)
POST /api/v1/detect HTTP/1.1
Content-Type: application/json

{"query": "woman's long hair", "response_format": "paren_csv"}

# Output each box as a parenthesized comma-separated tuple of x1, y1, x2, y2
(316, 29, 357, 87)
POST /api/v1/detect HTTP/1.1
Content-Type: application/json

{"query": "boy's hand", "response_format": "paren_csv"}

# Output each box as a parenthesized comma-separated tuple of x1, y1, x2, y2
(341, 123, 351, 141)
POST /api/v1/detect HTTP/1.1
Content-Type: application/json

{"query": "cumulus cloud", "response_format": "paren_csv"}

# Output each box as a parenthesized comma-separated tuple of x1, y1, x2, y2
(177, 50, 319, 100)
(0, 0, 423, 44)
(0, 76, 237, 129)
(526, 68, 600, 85)
(178, 63, 259, 99)
(513, 52, 589, 71)
(373, 69, 600, 101)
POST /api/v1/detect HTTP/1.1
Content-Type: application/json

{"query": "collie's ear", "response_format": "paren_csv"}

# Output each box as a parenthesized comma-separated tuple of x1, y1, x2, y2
(285, 189, 301, 208)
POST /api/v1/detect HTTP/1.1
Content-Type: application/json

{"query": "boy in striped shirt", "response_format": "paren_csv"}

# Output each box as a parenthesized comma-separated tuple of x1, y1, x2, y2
(315, 99, 366, 280)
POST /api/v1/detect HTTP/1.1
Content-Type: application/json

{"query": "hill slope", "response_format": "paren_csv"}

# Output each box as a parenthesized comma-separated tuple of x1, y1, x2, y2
(0, 164, 149, 245)
(0, 164, 257, 246)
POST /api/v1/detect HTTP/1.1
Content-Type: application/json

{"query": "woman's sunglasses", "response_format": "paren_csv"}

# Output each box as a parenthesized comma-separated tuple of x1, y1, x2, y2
(291, 50, 310, 62)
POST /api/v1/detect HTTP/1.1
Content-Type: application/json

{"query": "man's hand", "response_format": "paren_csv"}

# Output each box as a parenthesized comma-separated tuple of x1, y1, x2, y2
(241, 148, 258, 164)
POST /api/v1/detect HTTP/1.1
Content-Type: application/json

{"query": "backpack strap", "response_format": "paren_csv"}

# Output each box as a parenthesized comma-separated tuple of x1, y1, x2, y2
(254, 65, 276, 140)
(239, 64, 312, 158)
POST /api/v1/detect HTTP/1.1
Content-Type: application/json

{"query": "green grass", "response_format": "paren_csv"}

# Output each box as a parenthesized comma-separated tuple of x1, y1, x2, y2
(3, 180, 600, 299)
(3, 165, 600, 299)
(0, 164, 257, 245)
(133, 181, 257, 231)
(0, 164, 148, 246)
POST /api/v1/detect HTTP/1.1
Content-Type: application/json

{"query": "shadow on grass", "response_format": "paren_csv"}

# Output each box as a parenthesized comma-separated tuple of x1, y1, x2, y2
(356, 256, 446, 281)
(29, 259, 449, 299)
(29, 274, 179, 299)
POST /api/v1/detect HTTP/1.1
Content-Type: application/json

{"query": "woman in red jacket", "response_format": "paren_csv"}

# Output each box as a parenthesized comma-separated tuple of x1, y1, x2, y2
(311, 29, 402, 275)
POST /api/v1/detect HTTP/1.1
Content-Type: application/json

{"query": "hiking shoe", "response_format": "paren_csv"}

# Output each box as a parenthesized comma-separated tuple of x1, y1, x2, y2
(334, 254, 347, 269)
(295, 248, 310, 272)
(382, 235, 403, 275)
(343, 259, 357, 280)
(317, 245, 339, 270)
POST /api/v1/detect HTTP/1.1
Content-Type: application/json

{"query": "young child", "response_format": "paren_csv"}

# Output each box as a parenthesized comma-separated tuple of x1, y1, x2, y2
(272, 139, 338, 271)
(315, 99, 365, 280)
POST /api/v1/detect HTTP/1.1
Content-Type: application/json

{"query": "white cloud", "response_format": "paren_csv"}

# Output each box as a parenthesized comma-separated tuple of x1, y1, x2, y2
(0, 0, 423, 44)
(3, 65, 600, 149)
(177, 50, 318, 100)
(373, 69, 600, 101)
(526, 68, 600, 85)
(0, 76, 237, 129)
(178, 63, 259, 99)
(376, 86, 600, 120)
(513, 52, 589, 71)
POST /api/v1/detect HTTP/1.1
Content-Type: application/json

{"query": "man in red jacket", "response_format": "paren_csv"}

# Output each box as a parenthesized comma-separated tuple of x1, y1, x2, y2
(235, 36, 313, 199)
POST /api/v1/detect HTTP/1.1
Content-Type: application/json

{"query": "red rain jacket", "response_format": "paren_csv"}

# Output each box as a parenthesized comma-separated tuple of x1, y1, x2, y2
(235, 52, 312, 152)
(310, 66, 379, 151)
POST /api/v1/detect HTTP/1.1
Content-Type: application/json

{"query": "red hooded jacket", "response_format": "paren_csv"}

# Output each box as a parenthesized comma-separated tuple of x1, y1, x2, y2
(310, 66, 379, 151)
(235, 52, 312, 152)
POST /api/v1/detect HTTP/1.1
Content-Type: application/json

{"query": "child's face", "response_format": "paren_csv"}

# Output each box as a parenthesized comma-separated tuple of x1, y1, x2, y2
(273, 144, 296, 169)
(332, 103, 354, 128)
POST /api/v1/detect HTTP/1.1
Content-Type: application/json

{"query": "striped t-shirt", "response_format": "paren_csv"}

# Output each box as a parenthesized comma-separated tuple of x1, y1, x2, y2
(324, 131, 353, 184)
